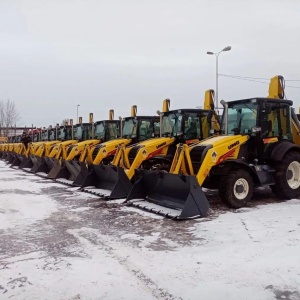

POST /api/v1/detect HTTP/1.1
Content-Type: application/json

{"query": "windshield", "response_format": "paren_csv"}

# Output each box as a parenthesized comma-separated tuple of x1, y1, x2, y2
(162, 112, 182, 137)
(225, 101, 258, 135)
(58, 128, 65, 140)
(95, 123, 105, 139)
(74, 126, 82, 140)
(48, 130, 54, 141)
(107, 123, 119, 140)
(122, 119, 137, 138)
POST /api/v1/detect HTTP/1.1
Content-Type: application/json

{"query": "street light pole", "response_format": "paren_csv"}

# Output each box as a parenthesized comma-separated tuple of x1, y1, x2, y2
(76, 104, 80, 123)
(207, 46, 231, 111)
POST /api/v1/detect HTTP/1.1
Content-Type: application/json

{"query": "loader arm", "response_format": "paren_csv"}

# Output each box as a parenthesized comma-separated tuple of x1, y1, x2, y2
(92, 138, 131, 165)
(121, 137, 176, 180)
(35, 141, 60, 157)
(78, 139, 103, 163)
(16, 143, 24, 154)
(170, 135, 250, 185)
(82, 146, 95, 164)
(65, 139, 100, 161)
(111, 144, 131, 169)
(48, 140, 78, 158)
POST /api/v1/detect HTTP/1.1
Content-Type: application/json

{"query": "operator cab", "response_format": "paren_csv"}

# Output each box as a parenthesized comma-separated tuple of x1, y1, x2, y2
(223, 98, 292, 139)
(222, 97, 293, 161)
(122, 116, 160, 143)
(74, 123, 93, 142)
(57, 125, 74, 141)
(161, 109, 213, 143)
(94, 120, 120, 142)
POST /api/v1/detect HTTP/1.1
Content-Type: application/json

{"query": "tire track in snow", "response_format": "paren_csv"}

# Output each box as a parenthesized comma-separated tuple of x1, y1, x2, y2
(69, 228, 183, 300)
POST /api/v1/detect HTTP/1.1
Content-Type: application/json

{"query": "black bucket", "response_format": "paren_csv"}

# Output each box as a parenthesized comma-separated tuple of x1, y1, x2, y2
(81, 165, 132, 199)
(5, 153, 13, 163)
(43, 157, 55, 174)
(48, 159, 76, 181)
(125, 169, 210, 220)
(19, 156, 33, 169)
(47, 158, 64, 179)
(7, 153, 16, 164)
(10, 155, 22, 167)
(62, 160, 81, 182)
(30, 156, 49, 174)
(73, 162, 90, 186)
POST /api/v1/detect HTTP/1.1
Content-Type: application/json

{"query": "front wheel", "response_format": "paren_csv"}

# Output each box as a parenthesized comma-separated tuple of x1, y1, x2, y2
(272, 151, 300, 199)
(219, 169, 253, 208)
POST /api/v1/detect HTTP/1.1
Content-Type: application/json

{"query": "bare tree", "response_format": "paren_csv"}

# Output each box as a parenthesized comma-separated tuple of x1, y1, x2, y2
(0, 99, 20, 136)
(0, 101, 4, 136)
(4, 100, 20, 136)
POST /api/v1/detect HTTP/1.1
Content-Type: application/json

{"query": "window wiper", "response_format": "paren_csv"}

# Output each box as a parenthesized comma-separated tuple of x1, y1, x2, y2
(243, 103, 257, 115)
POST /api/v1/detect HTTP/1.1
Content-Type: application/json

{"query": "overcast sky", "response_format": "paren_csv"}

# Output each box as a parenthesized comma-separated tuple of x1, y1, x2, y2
(0, 0, 300, 127)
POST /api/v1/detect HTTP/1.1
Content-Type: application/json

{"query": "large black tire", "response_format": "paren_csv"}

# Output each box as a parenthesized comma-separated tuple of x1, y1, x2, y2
(272, 151, 300, 199)
(219, 169, 253, 208)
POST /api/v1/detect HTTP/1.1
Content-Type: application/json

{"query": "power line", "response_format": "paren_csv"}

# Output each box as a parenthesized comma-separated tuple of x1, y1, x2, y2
(219, 74, 270, 81)
(219, 74, 300, 82)
(219, 74, 300, 89)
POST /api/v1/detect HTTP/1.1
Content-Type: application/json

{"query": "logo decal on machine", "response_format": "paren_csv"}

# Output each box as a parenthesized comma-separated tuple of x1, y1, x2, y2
(228, 141, 240, 149)
(142, 149, 147, 158)
(211, 151, 217, 162)
(156, 142, 166, 149)
(263, 137, 278, 144)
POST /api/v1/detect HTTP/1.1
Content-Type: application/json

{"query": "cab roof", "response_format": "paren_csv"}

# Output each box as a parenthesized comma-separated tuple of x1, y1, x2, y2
(227, 97, 293, 106)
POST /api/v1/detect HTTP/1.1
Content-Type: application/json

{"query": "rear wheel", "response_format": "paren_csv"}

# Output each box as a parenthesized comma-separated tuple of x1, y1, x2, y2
(219, 169, 253, 208)
(272, 151, 300, 199)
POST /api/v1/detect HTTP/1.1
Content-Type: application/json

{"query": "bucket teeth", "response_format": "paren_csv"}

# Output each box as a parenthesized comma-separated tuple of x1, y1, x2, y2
(126, 169, 209, 220)
(81, 165, 132, 199)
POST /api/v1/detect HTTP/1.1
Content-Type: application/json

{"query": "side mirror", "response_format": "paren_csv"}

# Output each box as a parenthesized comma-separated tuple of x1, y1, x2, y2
(209, 128, 216, 135)
(251, 126, 262, 133)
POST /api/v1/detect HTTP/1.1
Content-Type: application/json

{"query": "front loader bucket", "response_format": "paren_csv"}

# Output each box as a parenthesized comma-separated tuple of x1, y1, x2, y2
(48, 158, 66, 179)
(19, 156, 33, 169)
(30, 156, 48, 173)
(7, 153, 15, 164)
(81, 165, 132, 199)
(44, 157, 54, 170)
(73, 162, 90, 186)
(5, 153, 14, 163)
(52, 160, 81, 182)
(10, 155, 22, 167)
(126, 169, 210, 220)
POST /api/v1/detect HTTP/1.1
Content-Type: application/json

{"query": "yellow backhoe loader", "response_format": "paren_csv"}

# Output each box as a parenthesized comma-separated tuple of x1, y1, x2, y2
(4, 142, 22, 163)
(28, 123, 78, 174)
(11, 128, 51, 169)
(17, 141, 45, 169)
(70, 106, 160, 187)
(46, 114, 100, 181)
(80, 90, 220, 199)
(126, 75, 300, 219)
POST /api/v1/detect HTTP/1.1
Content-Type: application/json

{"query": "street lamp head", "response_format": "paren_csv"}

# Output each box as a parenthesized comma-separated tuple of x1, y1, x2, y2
(222, 46, 231, 52)
(207, 51, 214, 55)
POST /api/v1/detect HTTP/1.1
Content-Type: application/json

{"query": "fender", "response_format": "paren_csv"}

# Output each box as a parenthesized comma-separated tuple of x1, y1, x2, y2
(271, 141, 300, 161)
(215, 160, 261, 184)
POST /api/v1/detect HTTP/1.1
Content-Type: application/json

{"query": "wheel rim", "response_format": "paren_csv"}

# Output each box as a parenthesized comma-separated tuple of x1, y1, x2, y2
(286, 161, 300, 189)
(233, 178, 249, 200)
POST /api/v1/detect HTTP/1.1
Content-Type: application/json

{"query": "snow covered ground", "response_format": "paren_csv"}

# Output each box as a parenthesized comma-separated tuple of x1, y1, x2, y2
(0, 160, 300, 300)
